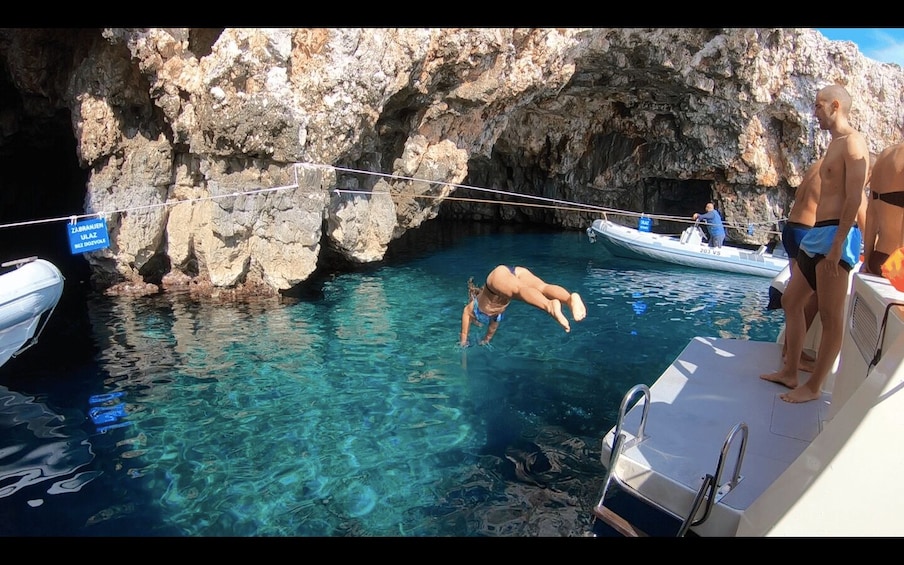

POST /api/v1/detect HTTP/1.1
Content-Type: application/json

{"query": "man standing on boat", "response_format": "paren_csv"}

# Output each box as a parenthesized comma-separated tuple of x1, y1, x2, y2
(776, 158, 821, 369)
(760, 84, 870, 403)
(775, 156, 871, 371)
(692, 203, 725, 247)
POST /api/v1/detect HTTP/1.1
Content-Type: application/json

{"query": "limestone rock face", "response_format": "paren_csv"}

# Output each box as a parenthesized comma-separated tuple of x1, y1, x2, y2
(1, 28, 902, 296)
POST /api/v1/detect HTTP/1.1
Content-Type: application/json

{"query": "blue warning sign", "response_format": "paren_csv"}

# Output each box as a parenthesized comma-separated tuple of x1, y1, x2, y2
(68, 218, 110, 254)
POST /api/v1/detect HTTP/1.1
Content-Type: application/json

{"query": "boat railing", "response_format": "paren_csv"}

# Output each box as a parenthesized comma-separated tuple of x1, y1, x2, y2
(592, 384, 750, 536)
(1, 256, 38, 269)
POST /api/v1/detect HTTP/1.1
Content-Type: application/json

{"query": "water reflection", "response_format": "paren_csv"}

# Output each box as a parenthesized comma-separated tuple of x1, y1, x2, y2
(0, 385, 96, 504)
(585, 262, 778, 341)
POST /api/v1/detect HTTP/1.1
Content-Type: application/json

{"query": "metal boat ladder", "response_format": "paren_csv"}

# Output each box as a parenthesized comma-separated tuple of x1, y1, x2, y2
(591, 384, 749, 537)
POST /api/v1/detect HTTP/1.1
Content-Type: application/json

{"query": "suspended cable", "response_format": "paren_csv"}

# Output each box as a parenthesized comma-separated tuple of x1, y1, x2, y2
(0, 160, 784, 238)
(0, 166, 303, 231)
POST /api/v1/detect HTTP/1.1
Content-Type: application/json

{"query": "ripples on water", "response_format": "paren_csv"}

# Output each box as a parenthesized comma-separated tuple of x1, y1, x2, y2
(0, 224, 783, 536)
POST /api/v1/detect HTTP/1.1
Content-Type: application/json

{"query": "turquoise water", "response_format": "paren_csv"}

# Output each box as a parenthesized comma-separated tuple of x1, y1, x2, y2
(0, 223, 783, 537)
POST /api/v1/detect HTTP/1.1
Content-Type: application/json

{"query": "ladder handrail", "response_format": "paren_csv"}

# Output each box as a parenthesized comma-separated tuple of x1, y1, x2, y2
(613, 384, 651, 451)
(593, 383, 750, 537)
(688, 421, 749, 528)
(676, 473, 715, 537)
(715, 421, 749, 492)
(595, 385, 650, 512)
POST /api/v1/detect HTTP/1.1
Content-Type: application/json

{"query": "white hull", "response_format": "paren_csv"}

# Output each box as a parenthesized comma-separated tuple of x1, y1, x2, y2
(0, 258, 65, 368)
(593, 272, 904, 536)
(587, 218, 788, 278)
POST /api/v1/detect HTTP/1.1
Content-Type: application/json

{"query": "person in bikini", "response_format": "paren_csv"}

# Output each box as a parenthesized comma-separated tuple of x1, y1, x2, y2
(459, 265, 587, 346)
(760, 84, 870, 403)
(862, 142, 904, 277)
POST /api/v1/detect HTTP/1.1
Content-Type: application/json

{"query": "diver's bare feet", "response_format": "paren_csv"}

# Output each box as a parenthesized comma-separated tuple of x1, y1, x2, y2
(780, 386, 821, 403)
(760, 370, 798, 389)
(551, 299, 571, 332)
(570, 293, 587, 322)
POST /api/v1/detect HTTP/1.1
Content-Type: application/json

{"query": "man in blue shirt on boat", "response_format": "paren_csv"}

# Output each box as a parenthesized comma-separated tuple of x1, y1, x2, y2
(693, 202, 725, 248)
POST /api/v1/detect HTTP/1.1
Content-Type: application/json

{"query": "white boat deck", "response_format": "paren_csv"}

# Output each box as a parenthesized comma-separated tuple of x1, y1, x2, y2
(600, 336, 829, 537)
(598, 273, 904, 537)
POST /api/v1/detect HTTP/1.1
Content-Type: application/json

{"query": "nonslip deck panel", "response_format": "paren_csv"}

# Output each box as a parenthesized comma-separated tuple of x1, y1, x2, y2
(608, 336, 829, 513)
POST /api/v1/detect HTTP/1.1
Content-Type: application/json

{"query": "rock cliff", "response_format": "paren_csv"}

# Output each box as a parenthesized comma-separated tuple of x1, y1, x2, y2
(1, 28, 902, 297)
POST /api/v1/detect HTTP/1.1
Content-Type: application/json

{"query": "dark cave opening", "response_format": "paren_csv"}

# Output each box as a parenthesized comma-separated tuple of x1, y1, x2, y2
(0, 105, 97, 376)
(0, 110, 92, 286)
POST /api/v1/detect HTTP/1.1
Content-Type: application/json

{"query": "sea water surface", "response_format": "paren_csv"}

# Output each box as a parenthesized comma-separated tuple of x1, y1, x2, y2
(0, 222, 783, 537)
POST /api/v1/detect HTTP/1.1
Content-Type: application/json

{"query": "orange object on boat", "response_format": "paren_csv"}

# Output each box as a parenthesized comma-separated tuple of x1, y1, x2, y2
(881, 247, 904, 292)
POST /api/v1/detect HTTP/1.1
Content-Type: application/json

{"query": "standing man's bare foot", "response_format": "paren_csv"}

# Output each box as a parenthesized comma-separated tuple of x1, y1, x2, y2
(570, 293, 587, 321)
(780, 386, 821, 403)
(760, 370, 798, 389)
(550, 299, 571, 332)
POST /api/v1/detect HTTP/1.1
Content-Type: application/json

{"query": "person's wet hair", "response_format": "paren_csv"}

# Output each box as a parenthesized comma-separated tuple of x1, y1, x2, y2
(467, 277, 482, 301)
